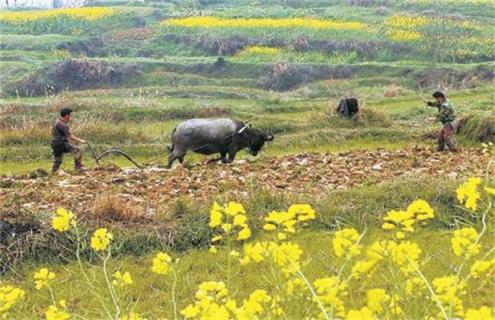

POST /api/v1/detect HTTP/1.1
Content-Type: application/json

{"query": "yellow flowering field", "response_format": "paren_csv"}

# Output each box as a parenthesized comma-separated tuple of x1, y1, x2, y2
(1, 174, 494, 319)
(161, 16, 367, 31)
(0, 7, 123, 34)
(382, 13, 494, 61)
(236, 46, 281, 56)
(0, 7, 117, 22)
(383, 15, 485, 42)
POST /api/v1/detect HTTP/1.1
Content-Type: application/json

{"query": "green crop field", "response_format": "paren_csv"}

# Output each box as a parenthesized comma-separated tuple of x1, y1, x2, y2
(0, 1, 494, 319)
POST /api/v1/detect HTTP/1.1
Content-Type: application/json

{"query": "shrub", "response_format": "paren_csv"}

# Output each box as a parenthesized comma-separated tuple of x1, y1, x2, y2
(196, 34, 249, 56)
(4, 59, 140, 96)
(257, 63, 355, 91)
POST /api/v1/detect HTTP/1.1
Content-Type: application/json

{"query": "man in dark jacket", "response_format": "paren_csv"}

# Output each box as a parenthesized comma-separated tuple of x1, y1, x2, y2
(424, 91, 458, 152)
(51, 108, 86, 173)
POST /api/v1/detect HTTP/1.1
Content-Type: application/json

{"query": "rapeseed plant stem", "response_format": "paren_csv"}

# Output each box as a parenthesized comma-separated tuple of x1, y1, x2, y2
(171, 269, 178, 320)
(294, 267, 331, 320)
(102, 248, 120, 319)
(74, 226, 113, 319)
(411, 260, 449, 320)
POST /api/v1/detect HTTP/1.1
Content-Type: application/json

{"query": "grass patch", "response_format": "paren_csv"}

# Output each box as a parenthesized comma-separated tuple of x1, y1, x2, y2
(1, 176, 472, 272)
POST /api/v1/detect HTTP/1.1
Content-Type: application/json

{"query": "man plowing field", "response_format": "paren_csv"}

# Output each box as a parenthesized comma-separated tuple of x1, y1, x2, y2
(51, 108, 86, 173)
(424, 91, 459, 152)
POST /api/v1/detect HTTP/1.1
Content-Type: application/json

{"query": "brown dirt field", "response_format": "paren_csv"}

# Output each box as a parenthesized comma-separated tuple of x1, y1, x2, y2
(0, 147, 491, 224)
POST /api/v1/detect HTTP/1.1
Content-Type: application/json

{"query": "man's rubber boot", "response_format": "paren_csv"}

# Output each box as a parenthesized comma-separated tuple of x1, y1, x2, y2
(447, 142, 459, 152)
(74, 161, 86, 173)
(51, 160, 61, 174)
(51, 165, 60, 174)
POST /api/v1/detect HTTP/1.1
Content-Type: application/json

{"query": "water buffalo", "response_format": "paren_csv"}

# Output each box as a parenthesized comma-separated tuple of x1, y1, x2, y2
(166, 118, 274, 168)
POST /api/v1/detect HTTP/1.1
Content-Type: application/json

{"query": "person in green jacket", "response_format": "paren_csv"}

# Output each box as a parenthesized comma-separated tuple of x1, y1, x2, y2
(424, 91, 458, 152)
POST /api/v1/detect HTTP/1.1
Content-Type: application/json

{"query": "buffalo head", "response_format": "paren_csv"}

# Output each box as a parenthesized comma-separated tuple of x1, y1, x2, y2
(236, 125, 274, 156)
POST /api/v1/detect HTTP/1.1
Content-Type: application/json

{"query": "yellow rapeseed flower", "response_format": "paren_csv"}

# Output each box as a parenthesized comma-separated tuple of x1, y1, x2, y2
(288, 204, 316, 222)
(238, 289, 271, 318)
(45, 300, 70, 320)
(451, 227, 480, 258)
(269, 242, 303, 276)
(151, 252, 172, 275)
(240, 241, 268, 265)
(0, 7, 116, 23)
(263, 206, 315, 240)
(382, 199, 434, 239)
(196, 281, 228, 300)
(333, 228, 361, 258)
(209, 202, 223, 227)
(350, 259, 378, 279)
(407, 199, 434, 220)
(286, 278, 306, 295)
(384, 15, 429, 42)
(211, 235, 223, 243)
(456, 177, 482, 211)
(469, 258, 495, 278)
(233, 214, 247, 226)
(346, 307, 374, 320)
(237, 46, 280, 56)
(224, 202, 246, 216)
(0, 285, 25, 318)
(405, 276, 426, 296)
(465, 306, 494, 320)
(313, 277, 347, 318)
(209, 246, 218, 254)
(382, 210, 415, 238)
(350, 241, 387, 279)
(52, 208, 76, 232)
(112, 271, 133, 287)
(221, 223, 232, 233)
(34, 268, 55, 290)
(432, 276, 466, 317)
(181, 304, 200, 318)
(119, 312, 143, 320)
(366, 289, 390, 314)
(163, 16, 366, 31)
(209, 202, 251, 242)
(237, 226, 251, 241)
(90, 228, 113, 251)
(389, 241, 421, 275)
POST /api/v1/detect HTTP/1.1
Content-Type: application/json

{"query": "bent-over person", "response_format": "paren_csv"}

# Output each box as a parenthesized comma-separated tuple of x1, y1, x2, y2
(424, 91, 458, 152)
(51, 108, 86, 173)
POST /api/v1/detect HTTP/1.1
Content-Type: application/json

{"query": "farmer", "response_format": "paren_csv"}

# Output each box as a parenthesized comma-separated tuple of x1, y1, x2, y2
(51, 107, 86, 173)
(424, 91, 458, 152)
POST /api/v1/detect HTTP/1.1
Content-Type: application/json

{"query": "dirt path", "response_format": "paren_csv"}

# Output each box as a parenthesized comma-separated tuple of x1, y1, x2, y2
(0, 147, 491, 222)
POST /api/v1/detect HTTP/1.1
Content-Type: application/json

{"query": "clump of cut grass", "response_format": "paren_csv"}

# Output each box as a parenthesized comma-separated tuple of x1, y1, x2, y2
(383, 83, 405, 97)
(91, 194, 147, 223)
(318, 105, 392, 128)
(457, 114, 495, 142)
(352, 108, 392, 127)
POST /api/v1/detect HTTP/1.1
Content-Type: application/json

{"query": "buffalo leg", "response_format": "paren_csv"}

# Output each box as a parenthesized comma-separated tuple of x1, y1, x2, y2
(208, 152, 226, 164)
(223, 149, 237, 163)
(166, 153, 176, 169)
(178, 154, 185, 163)
(167, 149, 186, 169)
